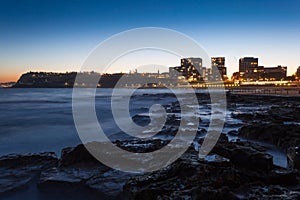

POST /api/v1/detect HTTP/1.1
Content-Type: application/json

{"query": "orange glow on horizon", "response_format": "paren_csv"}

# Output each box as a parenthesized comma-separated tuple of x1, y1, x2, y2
(0, 74, 19, 83)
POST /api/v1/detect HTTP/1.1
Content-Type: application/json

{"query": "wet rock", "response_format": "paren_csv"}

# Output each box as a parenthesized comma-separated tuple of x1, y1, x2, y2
(86, 169, 136, 198)
(0, 152, 58, 169)
(212, 141, 273, 172)
(124, 145, 247, 200)
(0, 175, 31, 195)
(268, 169, 298, 186)
(38, 142, 141, 199)
(0, 152, 58, 194)
(132, 114, 151, 126)
(59, 144, 100, 167)
(116, 139, 169, 153)
(202, 154, 230, 164)
(287, 145, 300, 170)
(238, 123, 300, 170)
(38, 165, 109, 189)
(191, 186, 239, 200)
(232, 147, 273, 172)
(247, 185, 300, 199)
(268, 106, 300, 122)
(228, 130, 238, 136)
(231, 111, 255, 121)
(38, 143, 111, 191)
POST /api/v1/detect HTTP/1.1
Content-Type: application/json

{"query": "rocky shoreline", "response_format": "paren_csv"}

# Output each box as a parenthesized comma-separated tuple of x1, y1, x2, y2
(1, 134, 300, 199)
(1, 93, 300, 199)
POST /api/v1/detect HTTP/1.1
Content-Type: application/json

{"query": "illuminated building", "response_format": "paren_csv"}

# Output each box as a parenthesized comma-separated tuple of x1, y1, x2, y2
(211, 57, 227, 81)
(169, 58, 204, 82)
(239, 57, 258, 72)
(261, 66, 287, 81)
(296, 66, 300, 79)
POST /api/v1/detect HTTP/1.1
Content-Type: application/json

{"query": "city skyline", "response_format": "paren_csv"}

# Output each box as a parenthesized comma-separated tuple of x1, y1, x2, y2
(3, 55, 298, 83)
(1, 0, 300, 82)
(11, 56, 298, 88)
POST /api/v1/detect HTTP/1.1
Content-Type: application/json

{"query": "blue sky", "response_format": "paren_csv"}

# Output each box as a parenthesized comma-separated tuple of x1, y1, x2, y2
(1, 0, 300, 81)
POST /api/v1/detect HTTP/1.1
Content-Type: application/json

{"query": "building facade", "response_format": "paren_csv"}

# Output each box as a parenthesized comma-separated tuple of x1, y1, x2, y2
(169, 57, 229, 82)
(296, 66, 300, 79)
(239, 57, 258, 72)
(169, 58, 204, 82)
(211, 57, 227, 81)
(261, 66, 287, 81)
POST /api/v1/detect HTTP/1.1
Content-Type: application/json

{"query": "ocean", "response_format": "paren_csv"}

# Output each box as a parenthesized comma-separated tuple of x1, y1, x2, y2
(0, 88, 286, 168)
(0, 88, 203, 156)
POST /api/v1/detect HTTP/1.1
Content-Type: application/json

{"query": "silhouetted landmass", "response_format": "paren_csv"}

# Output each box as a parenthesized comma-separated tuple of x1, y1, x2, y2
(12, 71, 300, 90)
(13, 72, 123, 88)
(13, 71, 178, 88)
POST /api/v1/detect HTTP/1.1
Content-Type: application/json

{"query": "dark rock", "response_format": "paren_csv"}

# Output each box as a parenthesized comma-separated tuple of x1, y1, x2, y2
(38, 142, 141, 199)
(201, 154, 230, 165)
(86, 169, 136, 198)
(238, 123, 300, 170)
(212, 141, 273, 172)
(287, 145, 300, 170)
(59, 144, 99, 167)
(247, 185, 300, 199)
(0, 152, 58, 194)
(38, 165, 109, 189)
(268, 169, 298, 186)
(268, 106, 300, 122)
(0, 152, 58, 169)
(191, 186, 239, 200)
(231, 111, 255, 121)
(228, 130, 238, 136)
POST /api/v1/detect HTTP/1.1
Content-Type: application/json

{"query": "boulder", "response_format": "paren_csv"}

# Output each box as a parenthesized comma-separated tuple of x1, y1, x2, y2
(268, 169, 298, 186)
(38, 142, 137, 199)
(86, 169, 136, 199)
(212, 141, 273, 172)
(59, 144, 100, 167)
(238, 124, 300, 170)
(0, 152, 58, 194)
(287, 145, 300, 170)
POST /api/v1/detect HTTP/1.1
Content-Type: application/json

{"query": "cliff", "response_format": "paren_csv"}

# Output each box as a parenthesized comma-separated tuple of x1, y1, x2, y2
(13, 72, 124, 88)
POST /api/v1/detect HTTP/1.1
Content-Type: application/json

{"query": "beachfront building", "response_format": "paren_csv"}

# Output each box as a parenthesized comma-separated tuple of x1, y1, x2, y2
(169, 58, 204, 82)
(296, 66, 300, 80)
(234, 65, 287, 82)
(211, 57, 227, 81)
(261, 66, 287, 81)
(169, 57, 229, 83)
(239, 57, 259, 72)
(234, 56, 287, 82)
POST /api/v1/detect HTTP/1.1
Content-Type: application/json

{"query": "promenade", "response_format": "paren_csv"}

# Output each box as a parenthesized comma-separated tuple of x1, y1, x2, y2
(228, 86, 300, 96)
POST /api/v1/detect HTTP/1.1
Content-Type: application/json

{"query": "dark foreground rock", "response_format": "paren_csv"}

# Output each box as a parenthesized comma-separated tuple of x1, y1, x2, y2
(238, 123, 300, 170)
(0, 152, 58, 194)
(123, 136, 300, 200)
(227, 94, 300, 125)
(38, 143, 131, 199)
(212, 140, 273, 172)
(1, 135, 300, 199)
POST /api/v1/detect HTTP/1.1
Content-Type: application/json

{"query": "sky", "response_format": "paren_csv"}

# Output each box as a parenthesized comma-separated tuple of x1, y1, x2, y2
(1, 0, 300, 82)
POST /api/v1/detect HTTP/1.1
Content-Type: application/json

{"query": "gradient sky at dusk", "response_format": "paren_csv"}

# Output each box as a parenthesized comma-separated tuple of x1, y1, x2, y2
(1, 0, 300, 82)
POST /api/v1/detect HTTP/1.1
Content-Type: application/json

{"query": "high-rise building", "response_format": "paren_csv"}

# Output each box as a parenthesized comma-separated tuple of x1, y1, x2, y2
(211, 57, 227, 81)
(211, 57, 225, 68)
(169, 58, 204, 82)
(296, 66, 300, 79)
(239, 57, 258, 72)
(181, 58, 203, 71)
